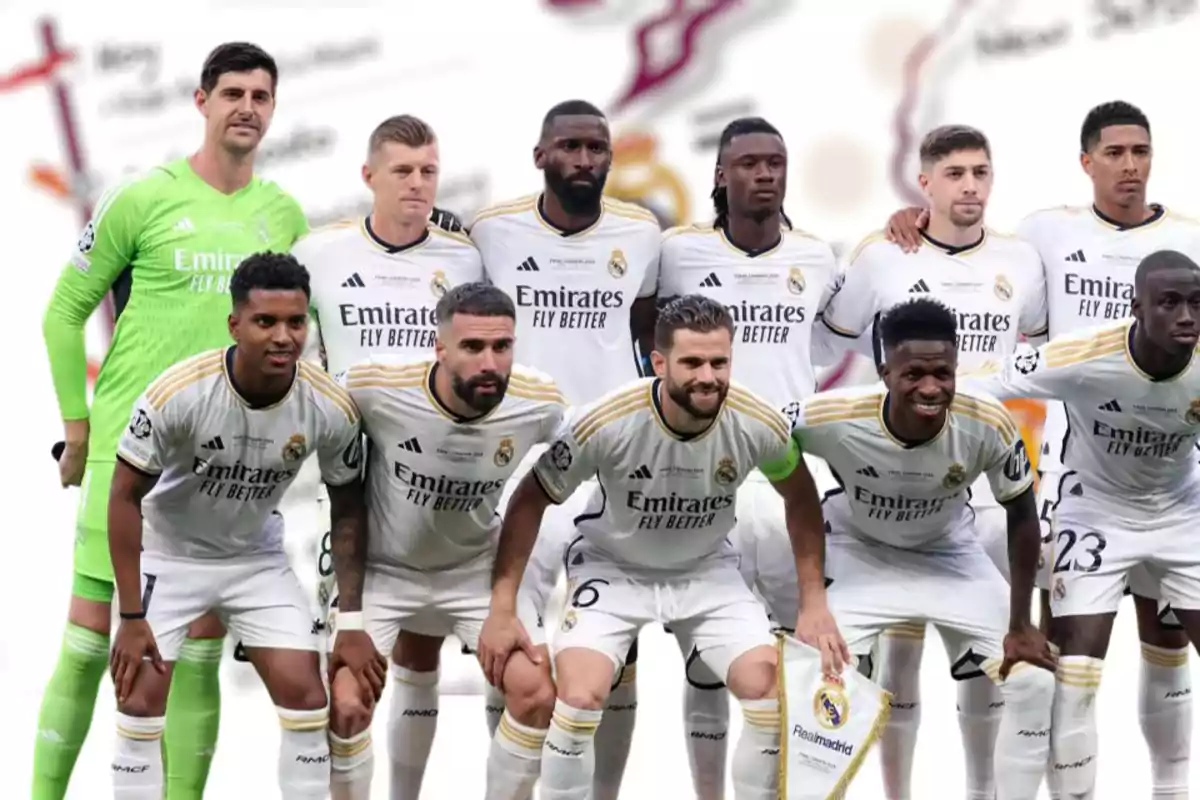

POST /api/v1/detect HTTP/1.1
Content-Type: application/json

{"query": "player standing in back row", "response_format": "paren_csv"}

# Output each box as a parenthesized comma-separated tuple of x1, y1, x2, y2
(817, 124, 1047, 800)
(469, 99, 661, 800)
(107, 254, 362, 799)
(658, 116, 839, 799)
(884, 101, 1200, 798)
(36, 42, 309, 800)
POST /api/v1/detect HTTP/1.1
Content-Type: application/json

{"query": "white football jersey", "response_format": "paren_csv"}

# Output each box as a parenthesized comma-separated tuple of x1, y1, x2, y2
(532, 378, 795, 571)
(792, 383, 1033, 550)
(1015, 205, 1200, 473)
(659, 222, 839, 412)
(973, 320, 1200, 516)
(470, 194, 661, 404)
(117, 349, 362, 559)
(343, 355, 566, 572)
(293, 218, 484, 378)
(821, 230, 1048, 375)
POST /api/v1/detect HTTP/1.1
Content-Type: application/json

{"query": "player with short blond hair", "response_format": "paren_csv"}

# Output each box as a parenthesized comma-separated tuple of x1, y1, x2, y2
(107, 253, 362, 799)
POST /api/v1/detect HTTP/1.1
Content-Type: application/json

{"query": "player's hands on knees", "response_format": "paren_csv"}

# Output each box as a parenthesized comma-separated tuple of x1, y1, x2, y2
(429, 206, 465, 233)
(478, 611, 541, 688)
(883, 206, 928, 254)
(329, 631, 387, 702)
(795, 607, 851, 678)
(57, 440, 87, 487)
(999, 623, 1058, 679)
(110, 619, 164, 704)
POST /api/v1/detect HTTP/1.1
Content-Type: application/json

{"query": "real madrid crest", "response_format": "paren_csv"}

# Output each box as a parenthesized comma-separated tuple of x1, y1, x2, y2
(430, 269, 451, 298)
(1186, 399, 1200, 425)
(813, 678, 850, 730)
(942, 462, 966, 490)
(282, 433, 307, 462)
(994, 274, 1013, 302)
(561, 609, 578, 632)
(1052, 577, 1066, 601)
(787, 267, 806, 296)
(714, 456, 738, 486)
(494, 436, 515, 467)
(607, 248, 628, 278)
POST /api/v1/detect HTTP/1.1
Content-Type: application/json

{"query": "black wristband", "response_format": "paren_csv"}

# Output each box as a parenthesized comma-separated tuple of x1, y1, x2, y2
(120, 611, 146, 621)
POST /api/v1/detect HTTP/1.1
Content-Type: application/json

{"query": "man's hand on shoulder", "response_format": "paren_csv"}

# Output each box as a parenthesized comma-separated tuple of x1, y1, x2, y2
(430, 207, 464, 233)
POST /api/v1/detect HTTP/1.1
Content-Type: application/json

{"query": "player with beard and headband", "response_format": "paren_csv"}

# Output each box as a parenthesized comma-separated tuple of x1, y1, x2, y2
(657, 116, 839, 799)
(884, 101, 1200, 798)
(795, 297, 1057, 800)
(288, 115, 486, 793)
(816, 124, 1047, 800)
(107, 254, 362, 798)
(469, 99, 661, 799)
(968, 250, 1200, 800)
(36, 42, 309, 800)
(323, 283, 565, 800)
(479, 294, 832, 800)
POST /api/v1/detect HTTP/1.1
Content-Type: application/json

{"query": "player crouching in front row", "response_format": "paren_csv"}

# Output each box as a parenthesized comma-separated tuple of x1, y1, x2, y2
(108, 254, 362, 798)
(480, 295, 832, 800)
(324, 283, 563, 800)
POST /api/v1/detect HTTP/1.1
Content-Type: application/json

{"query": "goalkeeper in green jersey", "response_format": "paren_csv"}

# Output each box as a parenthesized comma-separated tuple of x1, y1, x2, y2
(34, 43, 309, 800)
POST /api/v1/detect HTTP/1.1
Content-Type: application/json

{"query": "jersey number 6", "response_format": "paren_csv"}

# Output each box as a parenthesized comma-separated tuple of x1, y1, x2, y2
(571, 578, 609, 609)
(1052, 529, 1107, 574)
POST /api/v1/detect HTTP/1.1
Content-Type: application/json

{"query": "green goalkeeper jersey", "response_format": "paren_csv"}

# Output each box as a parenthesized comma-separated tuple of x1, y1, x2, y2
(43, 157, 309, 464)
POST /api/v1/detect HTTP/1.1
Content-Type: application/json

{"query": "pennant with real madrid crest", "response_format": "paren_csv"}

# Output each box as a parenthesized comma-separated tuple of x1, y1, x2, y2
(777, 635, 891, 799)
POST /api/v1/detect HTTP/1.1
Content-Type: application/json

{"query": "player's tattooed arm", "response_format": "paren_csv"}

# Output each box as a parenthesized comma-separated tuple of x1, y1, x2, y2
(630, 295, 659, 376)
(327, 478, 369, 613)
(108, 459, 159, 617)
(1002, 486, 1040, 629)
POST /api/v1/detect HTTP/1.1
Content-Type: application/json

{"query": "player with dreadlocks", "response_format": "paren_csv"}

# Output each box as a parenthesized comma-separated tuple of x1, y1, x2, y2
(658, 116, 840, 798)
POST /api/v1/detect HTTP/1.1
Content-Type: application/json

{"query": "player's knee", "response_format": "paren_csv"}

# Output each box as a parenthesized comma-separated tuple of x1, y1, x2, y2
(726, 645, 777, 701)
(117, 674, 171, 718)
(330, 669, 373, 737)
(1000, 663, 1056, 710)
(392, 630, 444, 671)
(186, 612, 226, 640)
(503, 650, 557, 726)
(67, 591, 112, 634)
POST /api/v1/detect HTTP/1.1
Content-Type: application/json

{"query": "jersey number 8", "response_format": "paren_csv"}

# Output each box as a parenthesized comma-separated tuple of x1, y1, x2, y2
(1052, 529, 1107, 574)
(318, 531, 333, 577)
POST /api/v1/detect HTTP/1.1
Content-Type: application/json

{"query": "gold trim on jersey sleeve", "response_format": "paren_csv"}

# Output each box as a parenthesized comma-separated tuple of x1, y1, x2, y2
(1044, 327, 1127, 369)
(726, 387, 790, 443)
(662, 222, 715, 241)
(298, 362, 360, 424)
(845, 231, 888, 265)
(949, 395, 1019, 446)
(145, 351, 225, 411)
(507, 385, 567, 405)
(601, 196, 659, 224)
(571, 386, 650, 445)
(469, 194, 539, 227)
(801, 395, 883, 428)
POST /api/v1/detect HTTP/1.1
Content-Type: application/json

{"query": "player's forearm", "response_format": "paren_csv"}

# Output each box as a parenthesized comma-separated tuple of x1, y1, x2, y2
(43, 267, 110, 422)
(329, 484, 369, 613)
(787, 505, 829, 608)
(490, 475, 549, 613)
(107, 496, 145, 615)
(1005, 493, 1041, 628)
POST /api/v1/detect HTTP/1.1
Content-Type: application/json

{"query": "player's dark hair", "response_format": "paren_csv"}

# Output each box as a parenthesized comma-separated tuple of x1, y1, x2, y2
(436, 282, 516, 325)
(200, 42, 278, 94)
(712, 117, 793, 229)
(878, 298, 958, 351)
(541, 99, 606, 138)
(1134, 250, 1200, 294)
(230, 252, 310, 306)
(654, 294, 735, 350)
(1080, 100, 1151, 153)
(919, 124, 991, 167)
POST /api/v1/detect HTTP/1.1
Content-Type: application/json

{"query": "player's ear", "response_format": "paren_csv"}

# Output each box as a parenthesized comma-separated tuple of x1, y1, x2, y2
(1079, 151, 1094, 178)
(713, 164, 726, 189)
(649, 349, 667, 378)
(193, 88, 208, 116)
(360, 162, 372, 191)
(533, 144, 546, 170)
(227, 311, 238, 341)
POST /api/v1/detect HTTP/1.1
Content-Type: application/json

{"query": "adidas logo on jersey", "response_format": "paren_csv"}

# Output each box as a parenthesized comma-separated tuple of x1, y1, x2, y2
(628, 464, 653, 480)
(1098, 399, 1122, 412)
(342, 273, 366, 288)
(173, 217, 195, 232)
(856, 465, 879, 477)
(399, 437, 423, 453)
(516, 257, 540, 272)
(202, 436, 225, 451)
(908, 279, 930, 293)
(1065, 250, 1087, 263)
(699, 273, 722, 288)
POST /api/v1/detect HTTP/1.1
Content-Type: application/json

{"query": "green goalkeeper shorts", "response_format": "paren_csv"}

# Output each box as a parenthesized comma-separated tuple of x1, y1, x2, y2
(73, 461, 116, 597)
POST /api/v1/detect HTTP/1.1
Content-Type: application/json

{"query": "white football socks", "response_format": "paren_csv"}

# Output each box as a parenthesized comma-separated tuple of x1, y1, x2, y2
(112, 713, 165, 799)
(1051, 656, 1103, 799)
(732, 698, 780, 800)
(539, 699, 602, 800)
(329, 727, 373, 800)
(277, 706, 332, 799)
(592, 665, 637, 800)
(386, 665, 440, 800)
(876, 623, 926, 798)
(683, 682, 731, 799)
(956, 675, 1003, 799)
(485, 708, 548, 800)
(1139, 643, 1192, 798)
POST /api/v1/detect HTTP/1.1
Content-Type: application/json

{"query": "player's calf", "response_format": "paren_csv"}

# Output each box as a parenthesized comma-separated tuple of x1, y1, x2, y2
(1048, 612, 1116, 799)
(679, 642, 731, 800)
(592, 639, 639, 800)
(242, 646, 331, 799)
(875, 623, 926, 800)
(112, 661, 175, 799)
(537, 647, 614, 800)
(329, 666, 375, 800)
(724, 644, 781, 800)
(1133, 595, 1192, 798)
(387, 631, 445, 800)
(486, 647, 557, 800)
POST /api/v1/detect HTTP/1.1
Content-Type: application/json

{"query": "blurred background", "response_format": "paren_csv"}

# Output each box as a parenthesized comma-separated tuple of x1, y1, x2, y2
(2, 0, 1198, 796)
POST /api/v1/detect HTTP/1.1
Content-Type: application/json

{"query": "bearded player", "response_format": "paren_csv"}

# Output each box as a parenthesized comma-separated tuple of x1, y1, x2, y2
(469, 99, 661, 799)
(658, 116, 839, 798)
(884, 101, 1200, 797)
